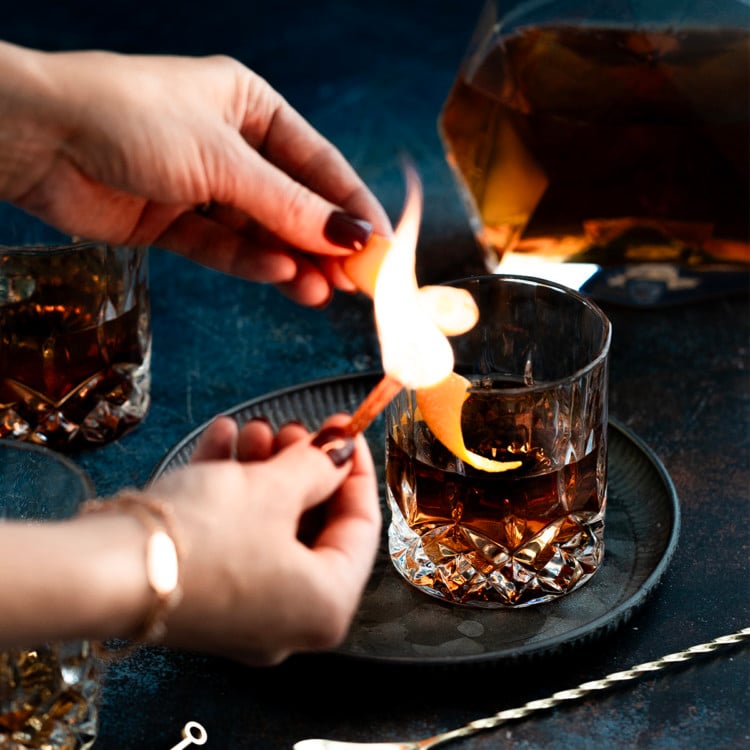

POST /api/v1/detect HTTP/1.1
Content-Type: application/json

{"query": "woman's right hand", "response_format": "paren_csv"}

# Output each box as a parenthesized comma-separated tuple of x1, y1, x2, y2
(149, 414, 381, 666)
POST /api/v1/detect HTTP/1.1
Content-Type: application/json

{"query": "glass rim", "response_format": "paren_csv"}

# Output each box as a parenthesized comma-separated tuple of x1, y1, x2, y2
(440, 273, 613, 392)
(0, 438, 96, 498)
(0, 241, 148, 257)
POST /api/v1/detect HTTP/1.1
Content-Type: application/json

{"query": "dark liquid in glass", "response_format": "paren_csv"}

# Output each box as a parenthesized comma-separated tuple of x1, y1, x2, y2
(386, 386, 606, 606)
(0, 266, 149, 450)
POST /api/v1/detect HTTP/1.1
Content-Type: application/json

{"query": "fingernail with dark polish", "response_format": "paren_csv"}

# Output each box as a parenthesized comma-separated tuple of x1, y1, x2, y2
(324, 211, 372, 251)
(312, 426, 355, 467)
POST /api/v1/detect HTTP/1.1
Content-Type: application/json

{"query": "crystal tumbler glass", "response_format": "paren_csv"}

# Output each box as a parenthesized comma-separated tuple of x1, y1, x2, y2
(0, 242, 150, 451)
(385, 274, 612, 607)
(0, 440, 100, 749)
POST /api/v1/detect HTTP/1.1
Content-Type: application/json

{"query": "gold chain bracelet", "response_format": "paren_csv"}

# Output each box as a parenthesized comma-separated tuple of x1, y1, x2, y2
(80, 491, 183, 644)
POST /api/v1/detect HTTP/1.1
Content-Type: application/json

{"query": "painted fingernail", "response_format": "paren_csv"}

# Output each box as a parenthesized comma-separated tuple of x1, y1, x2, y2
(312, 426, 355, 467)
(323, 211, 372, 251)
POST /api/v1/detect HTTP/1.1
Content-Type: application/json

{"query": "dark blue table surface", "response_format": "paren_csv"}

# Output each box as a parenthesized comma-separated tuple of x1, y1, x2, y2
(1, 3, 748, 748)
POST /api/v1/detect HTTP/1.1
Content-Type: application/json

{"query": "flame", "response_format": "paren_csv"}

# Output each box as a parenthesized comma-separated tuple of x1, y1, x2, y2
(343, 164, 478, 387)
(342, 163, 520, 472)
(372, 168, 454, 388)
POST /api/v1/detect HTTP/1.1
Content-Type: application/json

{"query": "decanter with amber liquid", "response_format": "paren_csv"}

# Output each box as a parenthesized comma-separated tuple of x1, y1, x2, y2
(439, 0, 750, 305)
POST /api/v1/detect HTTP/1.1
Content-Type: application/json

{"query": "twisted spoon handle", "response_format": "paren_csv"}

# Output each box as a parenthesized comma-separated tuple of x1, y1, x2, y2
(443, 627, 750, 744)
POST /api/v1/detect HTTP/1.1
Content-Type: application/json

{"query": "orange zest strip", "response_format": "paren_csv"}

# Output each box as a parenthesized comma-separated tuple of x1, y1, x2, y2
(416, 372, 522, 473)
(342, 233, 391, 298)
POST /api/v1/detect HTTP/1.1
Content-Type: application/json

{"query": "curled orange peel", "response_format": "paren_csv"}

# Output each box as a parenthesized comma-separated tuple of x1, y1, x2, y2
(415, 371, 523, 473)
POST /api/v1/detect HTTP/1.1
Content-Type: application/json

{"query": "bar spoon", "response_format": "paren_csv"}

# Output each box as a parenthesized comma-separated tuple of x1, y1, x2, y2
(294, 627, 749, 750)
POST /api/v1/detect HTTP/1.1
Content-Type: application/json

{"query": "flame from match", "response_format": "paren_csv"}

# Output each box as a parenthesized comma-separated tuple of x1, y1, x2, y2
(342, 164, 457, 437)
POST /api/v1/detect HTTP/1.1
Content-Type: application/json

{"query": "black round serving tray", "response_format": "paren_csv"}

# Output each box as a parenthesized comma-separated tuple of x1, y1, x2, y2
(149, 371, 681, 666)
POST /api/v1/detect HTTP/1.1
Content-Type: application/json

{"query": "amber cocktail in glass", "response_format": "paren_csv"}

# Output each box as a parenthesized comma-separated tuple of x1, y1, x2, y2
(385, 274, 612, 608)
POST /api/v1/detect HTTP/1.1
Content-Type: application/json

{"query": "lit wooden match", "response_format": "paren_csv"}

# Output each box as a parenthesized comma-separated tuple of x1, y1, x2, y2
(344, 374, 403, 436)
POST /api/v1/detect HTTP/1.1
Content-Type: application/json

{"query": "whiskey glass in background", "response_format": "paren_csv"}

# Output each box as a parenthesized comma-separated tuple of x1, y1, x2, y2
(385, 274, 612, 608)
(439, 0, 749, 305)
(0, 242, 150, 452)
(0, 439, 100, 750)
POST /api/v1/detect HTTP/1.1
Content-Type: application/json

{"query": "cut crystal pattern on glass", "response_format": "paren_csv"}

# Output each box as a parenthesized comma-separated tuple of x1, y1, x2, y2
(0, 243, 151, 451)
(0, 643, 99, 750)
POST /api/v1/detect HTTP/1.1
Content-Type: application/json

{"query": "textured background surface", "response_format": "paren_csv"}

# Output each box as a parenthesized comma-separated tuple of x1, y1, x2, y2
(1, 2, 748, 748)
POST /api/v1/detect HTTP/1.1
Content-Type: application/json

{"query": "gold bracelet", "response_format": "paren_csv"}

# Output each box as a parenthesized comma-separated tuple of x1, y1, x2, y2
(80, 491, 183, 644)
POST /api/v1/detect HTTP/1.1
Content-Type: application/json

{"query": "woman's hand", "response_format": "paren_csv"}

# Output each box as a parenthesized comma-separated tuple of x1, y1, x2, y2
(0, 41, 391, 307)
(150, 414, 381, 666)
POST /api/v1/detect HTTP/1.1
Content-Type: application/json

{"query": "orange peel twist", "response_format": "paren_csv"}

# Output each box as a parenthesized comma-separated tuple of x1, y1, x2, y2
(415, 371, 522, 473)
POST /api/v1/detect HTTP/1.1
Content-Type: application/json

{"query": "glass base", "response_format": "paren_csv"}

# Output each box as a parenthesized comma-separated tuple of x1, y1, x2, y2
(0, 351, 151, 452)
(387, 498, 605, 609)
(0, 641, 99, 750)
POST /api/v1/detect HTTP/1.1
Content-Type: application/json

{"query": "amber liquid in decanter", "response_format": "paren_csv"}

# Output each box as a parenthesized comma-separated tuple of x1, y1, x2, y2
(439, 25, 750, 268)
